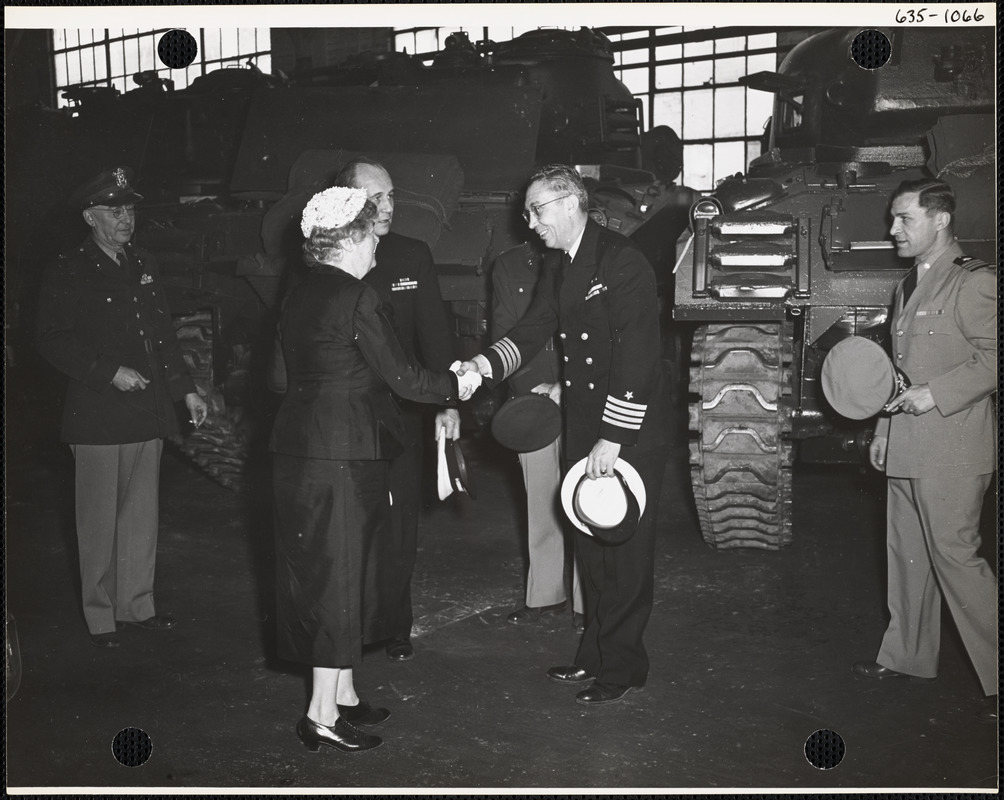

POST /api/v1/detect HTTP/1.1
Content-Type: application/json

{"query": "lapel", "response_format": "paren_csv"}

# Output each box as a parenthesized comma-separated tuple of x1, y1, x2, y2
(561, 220, 600, 312)
(83, 237, 133, 280)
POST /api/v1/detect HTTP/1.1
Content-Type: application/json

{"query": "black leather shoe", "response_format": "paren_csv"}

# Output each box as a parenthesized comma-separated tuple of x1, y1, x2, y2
(852, 661, 934, 682)
(507, 602, 566, 624)
(296, 715, 382, 753)
(547, 665, 594, 684)
(575, 682, 636, 706)
(89, 632, 120, 648)
(572, 612, 585, 633)
(121, 615, 176, 630)
(337, 700, 390, 727)
(386, 639, 414, 661)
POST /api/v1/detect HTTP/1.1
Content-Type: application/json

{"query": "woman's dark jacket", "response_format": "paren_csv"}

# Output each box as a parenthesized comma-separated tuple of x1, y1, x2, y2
(269, 266, 459, 461)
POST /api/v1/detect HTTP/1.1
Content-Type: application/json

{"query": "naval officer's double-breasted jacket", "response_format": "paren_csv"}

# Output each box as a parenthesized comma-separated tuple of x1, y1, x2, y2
(484, 219, 670, 463)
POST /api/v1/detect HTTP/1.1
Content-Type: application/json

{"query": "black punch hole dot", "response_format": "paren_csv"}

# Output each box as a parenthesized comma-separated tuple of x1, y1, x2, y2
(112, 727, 153, 767)
(804, 728, 845, 770)
(851, 30, 891, 70)
(158, 30, 198, 70)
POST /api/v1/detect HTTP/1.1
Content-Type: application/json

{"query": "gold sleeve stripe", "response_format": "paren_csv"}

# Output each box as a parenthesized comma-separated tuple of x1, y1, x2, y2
(490, 337, 521, 379)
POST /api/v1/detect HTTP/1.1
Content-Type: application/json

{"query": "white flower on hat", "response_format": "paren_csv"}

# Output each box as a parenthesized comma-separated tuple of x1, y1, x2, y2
(300, 187, 368, 237)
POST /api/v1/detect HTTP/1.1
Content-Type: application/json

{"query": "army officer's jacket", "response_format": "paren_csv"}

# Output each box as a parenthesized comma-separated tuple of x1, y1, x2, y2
(484, 219, 670, 462)
(873, 241, 997, 478)
(36, 237, 196, 445)
(269, 266, 459, 462)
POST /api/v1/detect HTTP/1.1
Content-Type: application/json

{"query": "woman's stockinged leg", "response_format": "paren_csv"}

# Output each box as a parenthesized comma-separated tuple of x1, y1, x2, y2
(335, 667, 360, 707)
(307, 666, 341, 726)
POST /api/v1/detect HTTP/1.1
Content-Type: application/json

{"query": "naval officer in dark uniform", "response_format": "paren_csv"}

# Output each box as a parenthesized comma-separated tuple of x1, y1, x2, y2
(335, 157, 460, 662)
(36, 167, 208, 648)
(460, 164, 672, 705)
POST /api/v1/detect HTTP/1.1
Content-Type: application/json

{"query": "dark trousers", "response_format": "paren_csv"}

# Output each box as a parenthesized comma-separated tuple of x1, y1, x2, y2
(362, 410, 422, 644)
(572, 445, 669, 687)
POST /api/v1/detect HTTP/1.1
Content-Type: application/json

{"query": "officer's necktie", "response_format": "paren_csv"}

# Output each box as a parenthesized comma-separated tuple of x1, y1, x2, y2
(116, 251, 128, 271)
(901, 264, 918, 307)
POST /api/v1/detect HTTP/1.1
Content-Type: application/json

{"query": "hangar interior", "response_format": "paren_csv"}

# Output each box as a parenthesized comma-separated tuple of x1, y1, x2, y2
(4, 22, 998, 792)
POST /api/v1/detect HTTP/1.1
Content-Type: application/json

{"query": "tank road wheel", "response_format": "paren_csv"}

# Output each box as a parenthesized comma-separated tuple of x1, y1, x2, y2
(171, 311, 249, 491)
(689, 322, 793, 550)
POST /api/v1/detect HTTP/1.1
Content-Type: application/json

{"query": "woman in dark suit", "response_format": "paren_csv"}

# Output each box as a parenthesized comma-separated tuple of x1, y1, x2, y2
(270, 187, 477, 753)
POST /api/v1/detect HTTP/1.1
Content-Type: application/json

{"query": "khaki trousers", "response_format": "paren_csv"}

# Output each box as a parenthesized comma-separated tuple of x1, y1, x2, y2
(71, 440, 162, 634)
(518, 436, 583, 612)
(877, 474, 998, 695)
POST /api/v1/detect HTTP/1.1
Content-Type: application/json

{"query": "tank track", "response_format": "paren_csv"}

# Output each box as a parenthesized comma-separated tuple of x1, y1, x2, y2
(170, 311, 249, 491)
(689, 322, 793, 550)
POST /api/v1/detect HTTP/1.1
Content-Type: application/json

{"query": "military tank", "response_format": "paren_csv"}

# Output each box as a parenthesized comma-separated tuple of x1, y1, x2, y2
(674, 27, 995, 550)
(9, 27, 695, 489)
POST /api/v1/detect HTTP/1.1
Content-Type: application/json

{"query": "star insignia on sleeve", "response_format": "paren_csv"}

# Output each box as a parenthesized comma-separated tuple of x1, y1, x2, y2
(624, 391, 634, 400)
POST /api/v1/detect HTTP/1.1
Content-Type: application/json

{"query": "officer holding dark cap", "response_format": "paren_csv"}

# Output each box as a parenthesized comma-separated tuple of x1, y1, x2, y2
(852, 179, 997, 706)
(37, 166, 208, 648)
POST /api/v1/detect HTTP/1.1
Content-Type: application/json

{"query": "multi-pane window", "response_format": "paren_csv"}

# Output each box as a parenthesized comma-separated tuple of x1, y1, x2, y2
(606, 28, 779, 191)
(52, 28, 271, 109)
(394, 25, 781, 191)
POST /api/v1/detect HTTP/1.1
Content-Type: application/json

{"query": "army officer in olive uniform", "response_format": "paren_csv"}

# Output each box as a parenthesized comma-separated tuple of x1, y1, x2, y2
(37, 167, 207, 648)
(460, 164, 672, 706)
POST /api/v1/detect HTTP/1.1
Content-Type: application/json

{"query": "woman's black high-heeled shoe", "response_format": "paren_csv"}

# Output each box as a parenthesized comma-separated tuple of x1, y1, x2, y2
(296, 715, 382, 752)
(337, 700, 390, 727)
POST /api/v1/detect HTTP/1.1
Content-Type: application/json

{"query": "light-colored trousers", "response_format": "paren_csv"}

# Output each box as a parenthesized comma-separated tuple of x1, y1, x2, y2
(71, 440, 162, 634)
(877, 474, 998, 696)
(518, 436, 583, 613)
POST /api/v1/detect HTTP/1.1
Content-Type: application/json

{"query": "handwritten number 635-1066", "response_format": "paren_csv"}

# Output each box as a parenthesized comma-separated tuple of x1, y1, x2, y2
(895, 7, 985, 23)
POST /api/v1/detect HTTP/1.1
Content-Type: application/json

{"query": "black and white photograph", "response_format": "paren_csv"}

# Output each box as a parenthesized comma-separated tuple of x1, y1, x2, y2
(4, 3, 998, 793)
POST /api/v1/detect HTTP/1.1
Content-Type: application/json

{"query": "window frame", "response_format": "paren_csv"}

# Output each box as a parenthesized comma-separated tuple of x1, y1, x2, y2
(395, 25, 788, 191)
(50, 28, 272, 109)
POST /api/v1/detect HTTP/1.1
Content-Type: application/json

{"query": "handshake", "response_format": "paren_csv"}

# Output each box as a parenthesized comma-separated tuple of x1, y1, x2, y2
(449, 360, 483, 402)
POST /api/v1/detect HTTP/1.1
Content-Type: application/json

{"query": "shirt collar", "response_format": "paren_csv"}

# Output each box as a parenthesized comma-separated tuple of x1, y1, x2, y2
(915, 238, 958, 274)
(93, 238, 127, 263)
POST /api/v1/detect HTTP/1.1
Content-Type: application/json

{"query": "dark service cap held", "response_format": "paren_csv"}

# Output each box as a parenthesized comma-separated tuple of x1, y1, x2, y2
(491, 393, 562, 452)
(72, 166, 144, 209)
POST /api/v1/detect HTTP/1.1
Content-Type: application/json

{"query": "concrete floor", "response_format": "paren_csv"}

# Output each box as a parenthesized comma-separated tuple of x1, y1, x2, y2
(5, 376, 999, 792)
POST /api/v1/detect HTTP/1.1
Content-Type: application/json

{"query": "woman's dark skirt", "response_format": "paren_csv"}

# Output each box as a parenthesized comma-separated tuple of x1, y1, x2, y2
(272, 454, 390, 668)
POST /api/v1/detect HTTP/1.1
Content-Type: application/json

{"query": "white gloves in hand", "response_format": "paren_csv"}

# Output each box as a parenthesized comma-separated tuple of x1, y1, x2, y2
(450, 360, 482, 401)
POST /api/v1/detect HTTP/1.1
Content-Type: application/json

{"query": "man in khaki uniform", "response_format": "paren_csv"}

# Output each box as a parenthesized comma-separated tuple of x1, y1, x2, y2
(491, 242, 584, 629)
(853, 179, 997, 701)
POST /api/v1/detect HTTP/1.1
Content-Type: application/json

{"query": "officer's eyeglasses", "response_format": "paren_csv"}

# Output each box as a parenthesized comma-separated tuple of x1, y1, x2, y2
(92, 205, 136, 219)
(522, 195, 570, 224)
